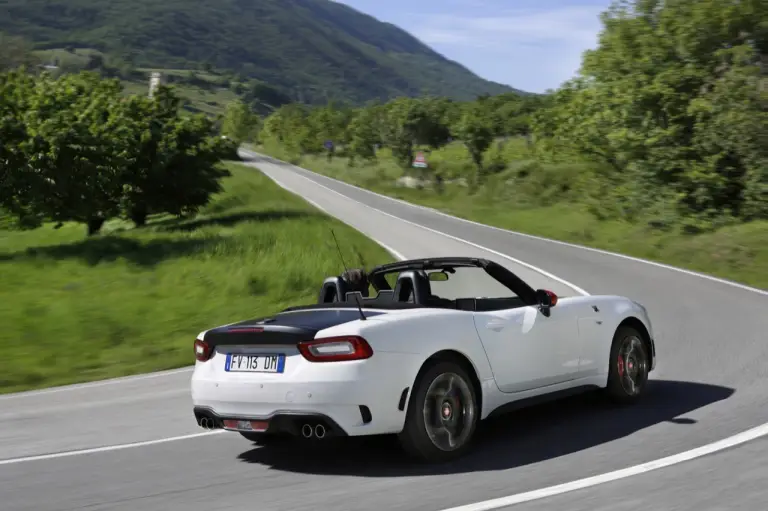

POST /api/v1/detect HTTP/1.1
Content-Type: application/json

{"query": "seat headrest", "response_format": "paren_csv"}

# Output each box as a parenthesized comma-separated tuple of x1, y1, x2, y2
(393, 270, 431, 304)
(318, 276, 348, 303)
(318, 269, 371, 304)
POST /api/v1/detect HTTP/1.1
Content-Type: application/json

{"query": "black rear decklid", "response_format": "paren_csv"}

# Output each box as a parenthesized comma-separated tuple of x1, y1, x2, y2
(203, 308, 387, 348)
(203, 323, 314, 348)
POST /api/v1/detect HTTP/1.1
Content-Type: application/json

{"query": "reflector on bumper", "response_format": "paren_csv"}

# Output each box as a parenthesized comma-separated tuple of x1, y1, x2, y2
(223, 419, 269, 432)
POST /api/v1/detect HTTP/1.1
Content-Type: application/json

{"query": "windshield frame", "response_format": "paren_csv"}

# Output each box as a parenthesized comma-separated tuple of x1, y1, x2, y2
(367, 257, 538, 306)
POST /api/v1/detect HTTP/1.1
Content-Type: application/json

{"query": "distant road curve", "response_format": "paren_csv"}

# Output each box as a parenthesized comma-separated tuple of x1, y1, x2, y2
(0, 150, 765, 511)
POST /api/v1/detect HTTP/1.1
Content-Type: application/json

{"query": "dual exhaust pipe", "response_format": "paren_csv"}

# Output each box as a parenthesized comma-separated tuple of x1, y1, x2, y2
(301, 423, 326, 439)
(200, 417, 217, 430)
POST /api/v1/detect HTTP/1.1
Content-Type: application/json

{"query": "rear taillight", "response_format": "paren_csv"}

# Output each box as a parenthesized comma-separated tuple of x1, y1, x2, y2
(194, 339, 212, 362)
(298, 336, 373, 362)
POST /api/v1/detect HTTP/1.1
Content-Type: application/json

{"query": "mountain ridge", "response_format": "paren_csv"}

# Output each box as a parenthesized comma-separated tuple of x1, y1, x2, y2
(0, 0, 523, 103)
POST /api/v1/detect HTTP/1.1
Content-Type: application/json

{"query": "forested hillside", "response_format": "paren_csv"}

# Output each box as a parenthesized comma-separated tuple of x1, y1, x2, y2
(0, 0, 517, 104)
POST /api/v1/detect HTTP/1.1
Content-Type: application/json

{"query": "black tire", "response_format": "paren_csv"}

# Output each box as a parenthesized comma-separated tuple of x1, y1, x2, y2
(604, 325, 650, 404)
(398, 360, 479, 463)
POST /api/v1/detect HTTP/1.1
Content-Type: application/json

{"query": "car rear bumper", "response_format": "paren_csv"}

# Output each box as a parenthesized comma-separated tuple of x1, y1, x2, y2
(193, 405, 354, 437)
(190, 370, 410, 436)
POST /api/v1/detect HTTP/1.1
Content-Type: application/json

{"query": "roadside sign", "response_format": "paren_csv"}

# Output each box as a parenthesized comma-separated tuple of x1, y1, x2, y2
(412, 151, 428, 168)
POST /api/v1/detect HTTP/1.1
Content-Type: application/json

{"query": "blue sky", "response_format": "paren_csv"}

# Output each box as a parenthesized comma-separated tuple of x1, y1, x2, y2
(335, 0, 613, 93)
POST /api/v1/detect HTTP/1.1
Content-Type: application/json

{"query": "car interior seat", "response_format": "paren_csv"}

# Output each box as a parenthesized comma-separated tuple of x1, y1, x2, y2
(393, 270, 457, 308)
(317, 276, 349, 303)
(393, 271, 429, 304)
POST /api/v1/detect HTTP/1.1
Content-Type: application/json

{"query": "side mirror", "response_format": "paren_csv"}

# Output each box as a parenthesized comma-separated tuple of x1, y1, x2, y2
(536, 289, 558, 309)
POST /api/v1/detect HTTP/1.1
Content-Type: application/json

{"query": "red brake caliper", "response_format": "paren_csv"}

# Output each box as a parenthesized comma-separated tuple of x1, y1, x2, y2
(617, 355, 625, 378)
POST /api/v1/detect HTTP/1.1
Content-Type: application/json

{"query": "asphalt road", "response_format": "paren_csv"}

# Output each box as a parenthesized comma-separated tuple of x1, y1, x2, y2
(1, 150, 766, 511)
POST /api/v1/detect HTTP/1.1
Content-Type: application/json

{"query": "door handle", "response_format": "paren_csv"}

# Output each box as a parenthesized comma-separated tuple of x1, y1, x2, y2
(486, 319, 507, 331)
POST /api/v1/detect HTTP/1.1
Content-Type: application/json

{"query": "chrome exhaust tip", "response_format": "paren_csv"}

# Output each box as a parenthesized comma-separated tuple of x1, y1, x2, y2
(301, 423, 314, 438)
(314, 424, 326, 439)
(200, 417, 213, 430)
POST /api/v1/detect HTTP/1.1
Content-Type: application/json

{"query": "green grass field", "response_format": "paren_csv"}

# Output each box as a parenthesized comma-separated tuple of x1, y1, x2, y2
(258, 140, 768, 290)
(0, 162, 393, 393)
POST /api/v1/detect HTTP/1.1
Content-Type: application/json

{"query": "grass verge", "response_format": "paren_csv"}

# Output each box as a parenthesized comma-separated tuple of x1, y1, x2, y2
(0, 162, 393, 394)
(257, 141, 768, 291)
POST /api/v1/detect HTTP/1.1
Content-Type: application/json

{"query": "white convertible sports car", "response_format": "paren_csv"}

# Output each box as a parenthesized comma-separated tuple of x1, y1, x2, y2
(191, 257, 656, 462)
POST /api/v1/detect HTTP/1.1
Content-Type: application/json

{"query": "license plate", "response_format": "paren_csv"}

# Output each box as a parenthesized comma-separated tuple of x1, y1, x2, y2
(225, 353, 285, 373)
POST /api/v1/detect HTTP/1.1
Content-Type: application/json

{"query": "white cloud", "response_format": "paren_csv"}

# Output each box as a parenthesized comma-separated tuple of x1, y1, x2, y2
(416, 29, 484, 46)
(403, 4, 607, 91)
(418, 6, 604, 48)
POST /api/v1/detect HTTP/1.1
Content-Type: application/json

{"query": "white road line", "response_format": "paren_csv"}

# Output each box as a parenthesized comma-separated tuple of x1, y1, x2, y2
(258, 150, 767, 298)
(0, 367, 193, 401)
(260, 169, 408, 261)
(260, 161, 589, 297)
(374, 241, 407, 261)
(437, 421, 768, 510)
(0, 430, 226, 466)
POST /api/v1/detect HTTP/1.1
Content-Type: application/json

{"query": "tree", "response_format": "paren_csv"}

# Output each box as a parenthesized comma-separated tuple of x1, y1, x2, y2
(534, 0, 768, 222)
(454, 102, 494, 184)
(411, 96, 453, 151)
(221, 99, 260, 145)
(0, 69, 39, 228)
(347, 106, 380, 164)
(146, 113, 232, 219)
(489, 93, 545, 140)
(262, 103, 312, 157)
(120, 86, 233, 226)
(118, 87, 178, 227)
(380, 97, 417, 168)
(19, 71, 132, 235)
(304, 102, 351, 159)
